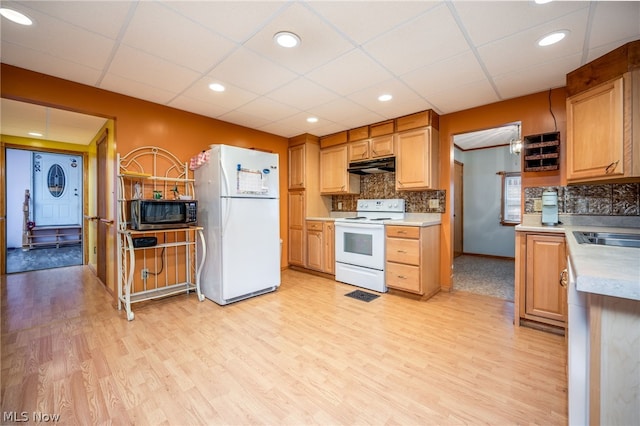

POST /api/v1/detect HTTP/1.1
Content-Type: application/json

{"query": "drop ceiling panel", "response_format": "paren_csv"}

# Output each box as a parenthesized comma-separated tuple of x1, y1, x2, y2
(99, 72, 178, 106)
(362, 3, 470, 76)
(11, 0, 133, 38)
(107, 44, 200, 93)
(306, 1, 438, 45)
(121, 1, 238, 74)
(266, 77, 338, 111)
(478, 8, 589, 78)
(305, 49, 395, 97)
(453, 1, 588, 47)
(347, 78, 428, 120)
(207, 48, 298, 96)
(163, 1, 287, 44)
(242, 2, 354, 75)
(588, 2, 640, 47)
(178, 79, 259, 110)
(426, 80, 500, 114)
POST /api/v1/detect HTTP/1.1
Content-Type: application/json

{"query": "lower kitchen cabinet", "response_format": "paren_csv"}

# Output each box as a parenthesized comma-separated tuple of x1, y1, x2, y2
(385, 225, 440, 297)
(306, 220, 335, 274)
(288, 191, 306, 267)
(515, 231, 567, 330)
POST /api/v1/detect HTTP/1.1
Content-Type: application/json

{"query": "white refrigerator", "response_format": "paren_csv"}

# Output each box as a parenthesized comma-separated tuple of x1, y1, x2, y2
(195, 144, 280, 305)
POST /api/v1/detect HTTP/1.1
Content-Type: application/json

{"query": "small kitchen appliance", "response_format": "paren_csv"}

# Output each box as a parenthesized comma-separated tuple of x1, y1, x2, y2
(541, 190, 559, 226)
(334, 199, 405, 292)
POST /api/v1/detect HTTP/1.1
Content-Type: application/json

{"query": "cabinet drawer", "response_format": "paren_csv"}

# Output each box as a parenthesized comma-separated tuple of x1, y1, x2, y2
(386, 238, 420, 265)
(386, 225, 419, 239)
(306, 221, 324, 231)
(386, 262, 421, 293)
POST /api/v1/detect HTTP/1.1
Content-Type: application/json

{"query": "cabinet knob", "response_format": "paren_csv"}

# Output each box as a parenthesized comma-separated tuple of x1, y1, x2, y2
(559, 268, 568, 288)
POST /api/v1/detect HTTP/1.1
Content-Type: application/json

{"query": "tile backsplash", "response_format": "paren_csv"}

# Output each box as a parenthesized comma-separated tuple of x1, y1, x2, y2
(525, 183, 640, 216)
(332, 172, 445, 213)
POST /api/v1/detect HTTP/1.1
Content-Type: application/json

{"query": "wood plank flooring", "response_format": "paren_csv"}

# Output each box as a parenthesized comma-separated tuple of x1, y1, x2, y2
(1, 267, 567, 425)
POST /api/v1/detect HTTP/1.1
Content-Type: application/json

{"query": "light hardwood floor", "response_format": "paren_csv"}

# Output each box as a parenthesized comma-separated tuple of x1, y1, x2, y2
(1, 267, 567, 425)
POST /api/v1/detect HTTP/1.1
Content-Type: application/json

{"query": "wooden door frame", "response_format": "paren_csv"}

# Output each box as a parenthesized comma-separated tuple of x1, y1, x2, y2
(453, 160, 464, 258)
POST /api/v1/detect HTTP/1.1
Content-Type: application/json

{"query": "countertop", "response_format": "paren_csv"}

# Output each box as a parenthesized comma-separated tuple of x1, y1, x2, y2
(306, 213, 441, 227)
(516, 215, 640, 302)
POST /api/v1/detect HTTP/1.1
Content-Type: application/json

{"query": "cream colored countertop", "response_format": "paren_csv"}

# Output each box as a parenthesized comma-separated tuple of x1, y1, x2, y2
(517, 215, 640, 301)
(307, 213, 442, 227)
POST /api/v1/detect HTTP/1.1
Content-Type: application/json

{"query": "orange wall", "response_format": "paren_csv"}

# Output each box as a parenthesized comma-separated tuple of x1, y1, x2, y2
(1, 64, 290, 273)
(439, 88, 567, 289)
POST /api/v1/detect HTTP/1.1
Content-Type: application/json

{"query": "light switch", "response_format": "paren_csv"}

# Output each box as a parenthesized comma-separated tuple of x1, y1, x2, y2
(429, 199, 439, 209)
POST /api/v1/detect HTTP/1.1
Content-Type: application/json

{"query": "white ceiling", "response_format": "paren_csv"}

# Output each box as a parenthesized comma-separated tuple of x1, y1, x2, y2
(1, 1, 639, 148)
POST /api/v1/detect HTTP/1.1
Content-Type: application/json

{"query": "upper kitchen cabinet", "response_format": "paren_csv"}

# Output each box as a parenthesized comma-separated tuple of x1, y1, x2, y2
(396, 126, 440, 191)
(348, 134, 395, 163)
(320, 144, 360, 194)
(288, 143, 306, 189)
(319, 131, 348, 148)
(566, 40, 640, 183)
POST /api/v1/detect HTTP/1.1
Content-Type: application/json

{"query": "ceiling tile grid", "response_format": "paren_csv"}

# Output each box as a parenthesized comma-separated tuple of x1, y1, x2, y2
(1, 1, 639, 141)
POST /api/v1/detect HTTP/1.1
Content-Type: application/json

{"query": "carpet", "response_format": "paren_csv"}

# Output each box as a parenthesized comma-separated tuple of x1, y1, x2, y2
(344, 289, 380, 302)
(453, 255, 515, 301)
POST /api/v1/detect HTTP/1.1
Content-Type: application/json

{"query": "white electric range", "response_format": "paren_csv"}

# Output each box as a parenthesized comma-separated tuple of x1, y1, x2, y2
(334, 199, 405, 292)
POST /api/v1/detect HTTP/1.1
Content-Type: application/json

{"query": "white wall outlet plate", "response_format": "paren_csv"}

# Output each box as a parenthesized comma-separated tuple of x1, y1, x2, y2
(429, 199, 439, 209)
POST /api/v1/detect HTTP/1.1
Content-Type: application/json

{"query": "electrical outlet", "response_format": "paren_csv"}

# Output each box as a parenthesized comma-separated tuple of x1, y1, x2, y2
(429, 199, 439, 209)
(534, 199, 542, 212)
(141, 268, 149, 279)
(338, 201, 343, 210)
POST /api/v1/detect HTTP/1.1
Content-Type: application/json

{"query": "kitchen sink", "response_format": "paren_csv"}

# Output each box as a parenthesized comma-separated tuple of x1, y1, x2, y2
(573, 231, 640, 248)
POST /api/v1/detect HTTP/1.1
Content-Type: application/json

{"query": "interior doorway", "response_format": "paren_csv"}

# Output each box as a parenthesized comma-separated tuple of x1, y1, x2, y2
(453, 160, 463, 258)
(4, 148, 84, 273)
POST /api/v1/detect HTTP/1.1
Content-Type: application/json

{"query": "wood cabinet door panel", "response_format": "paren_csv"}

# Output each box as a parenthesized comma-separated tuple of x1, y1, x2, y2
(306, 230, 323, 271)
(567, 77, 624, 181)
(324, 222, 334, 274)
(370, 135, 395, 158)
(288, 144, 305, 189)
(348, 140, 369, 162)
(525, 234, 567, 324)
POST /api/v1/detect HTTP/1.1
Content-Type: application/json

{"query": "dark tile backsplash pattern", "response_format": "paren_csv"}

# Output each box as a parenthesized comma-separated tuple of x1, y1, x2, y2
(332, 172, 446, 213)
(524, 183, 640, 216)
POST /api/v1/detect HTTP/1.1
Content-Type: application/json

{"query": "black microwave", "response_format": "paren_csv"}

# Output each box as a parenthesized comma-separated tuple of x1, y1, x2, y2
(129, 199, 197, 230)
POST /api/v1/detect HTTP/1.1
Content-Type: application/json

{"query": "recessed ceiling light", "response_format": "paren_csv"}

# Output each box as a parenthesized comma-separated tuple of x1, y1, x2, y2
(378, 94, 393, 102)
(534, 0, 553, 4)
(274, 31, 301, 48)
(209, 83, 225, 92)
(28, 131, 43, 137)
(538, 30, 569, 47)
(306, 117, 318, 123)
(0, 8, 33, 25)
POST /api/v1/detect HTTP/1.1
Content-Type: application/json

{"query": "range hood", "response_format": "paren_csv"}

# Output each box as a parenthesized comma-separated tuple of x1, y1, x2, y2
(347, 156, 395, 175)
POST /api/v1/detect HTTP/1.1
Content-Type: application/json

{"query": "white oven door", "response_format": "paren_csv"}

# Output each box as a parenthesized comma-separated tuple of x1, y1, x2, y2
(335, 222, 385, 270)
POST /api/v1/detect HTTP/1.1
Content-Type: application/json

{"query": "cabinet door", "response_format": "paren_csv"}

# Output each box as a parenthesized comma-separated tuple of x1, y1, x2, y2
(567, 77, 624, 182)
(525, 234, 567, 325)
(288, 144, 305, 189)
(370, 134, 395, 158)
(320, 145, 360, 194)
(396, 128, 438, 190)
(306, 229, 323, 271)
(288, 191, 305, 266)
(348, 140, 369, 162)
(386, 262, 421, 293)
(324, 222, 335, 274)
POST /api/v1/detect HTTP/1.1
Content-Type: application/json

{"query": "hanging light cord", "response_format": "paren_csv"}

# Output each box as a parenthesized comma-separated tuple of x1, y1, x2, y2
(548, 88, 558, 131)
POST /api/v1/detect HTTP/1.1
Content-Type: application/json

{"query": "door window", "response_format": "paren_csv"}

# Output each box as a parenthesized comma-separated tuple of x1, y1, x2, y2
(47, 164, 66, 197)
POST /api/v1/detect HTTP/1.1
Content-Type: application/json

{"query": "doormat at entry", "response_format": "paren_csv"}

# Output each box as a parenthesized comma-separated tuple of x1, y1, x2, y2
(344, 290, 380, 302)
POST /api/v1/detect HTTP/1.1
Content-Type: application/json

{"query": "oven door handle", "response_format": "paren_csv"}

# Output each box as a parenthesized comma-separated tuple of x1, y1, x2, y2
(335, 223, 383, 230)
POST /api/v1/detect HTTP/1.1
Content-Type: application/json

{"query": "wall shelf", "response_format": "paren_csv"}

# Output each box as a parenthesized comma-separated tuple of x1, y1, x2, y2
(523, 132, 560, 172)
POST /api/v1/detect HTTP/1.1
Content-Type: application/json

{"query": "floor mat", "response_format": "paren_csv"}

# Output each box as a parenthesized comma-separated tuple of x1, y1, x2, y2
(344, 289, 380, 302)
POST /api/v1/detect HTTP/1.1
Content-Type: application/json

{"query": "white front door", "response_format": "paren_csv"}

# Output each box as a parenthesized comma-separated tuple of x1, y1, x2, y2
(33, 152, 82, 226)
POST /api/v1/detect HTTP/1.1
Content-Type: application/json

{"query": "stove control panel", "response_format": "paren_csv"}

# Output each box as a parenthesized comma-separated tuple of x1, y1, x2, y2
(357, 198, 405, 213)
